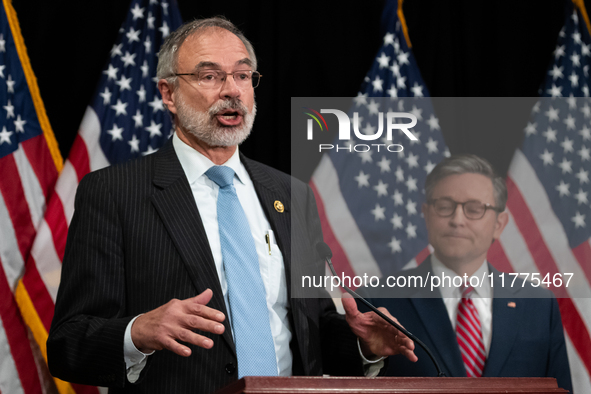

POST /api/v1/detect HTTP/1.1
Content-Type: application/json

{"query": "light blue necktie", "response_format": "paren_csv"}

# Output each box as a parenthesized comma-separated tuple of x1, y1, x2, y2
(205, 165, 277, 378)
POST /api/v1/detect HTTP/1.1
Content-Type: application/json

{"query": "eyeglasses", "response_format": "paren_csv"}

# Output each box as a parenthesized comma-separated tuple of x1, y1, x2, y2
(427, 198, 503, 220)
(174, 70, 262, 89)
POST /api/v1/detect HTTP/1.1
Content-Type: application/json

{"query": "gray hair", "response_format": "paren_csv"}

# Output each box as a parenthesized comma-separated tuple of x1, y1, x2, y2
(156, 16, 257, 86)
(425, 154, 507, 211)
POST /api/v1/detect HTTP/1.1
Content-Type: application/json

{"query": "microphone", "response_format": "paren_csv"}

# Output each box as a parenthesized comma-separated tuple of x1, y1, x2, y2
(316, 241, 446, 377)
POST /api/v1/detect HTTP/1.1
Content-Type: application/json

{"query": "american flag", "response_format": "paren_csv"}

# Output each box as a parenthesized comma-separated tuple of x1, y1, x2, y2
(0, 1, 66, 392)
(0, 0, 66, 392)
(16, 0, 181, 392)
(311, 0, 590, 392)
(310, 1, 448, 284)
(487, 2, 591, 392)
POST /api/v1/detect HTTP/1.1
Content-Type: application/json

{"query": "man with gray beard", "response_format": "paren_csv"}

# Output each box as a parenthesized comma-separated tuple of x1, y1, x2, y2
(47, 17, 416, 394)
(174, 94, 256, 147)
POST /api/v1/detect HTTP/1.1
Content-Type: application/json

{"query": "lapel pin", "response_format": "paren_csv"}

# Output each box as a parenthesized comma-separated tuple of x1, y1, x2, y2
(507, 301, 516, 308)
(274, 200, 284, 213)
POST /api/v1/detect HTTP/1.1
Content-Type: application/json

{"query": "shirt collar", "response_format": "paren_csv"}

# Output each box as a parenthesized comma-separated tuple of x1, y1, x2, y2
(172, 131, 247, 186)
(431, 254, 492, 300)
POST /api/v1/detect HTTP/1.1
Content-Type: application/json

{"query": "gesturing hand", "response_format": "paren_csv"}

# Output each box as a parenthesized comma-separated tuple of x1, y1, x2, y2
(342, 295, 417, 362)
(131, 288, 225, 357)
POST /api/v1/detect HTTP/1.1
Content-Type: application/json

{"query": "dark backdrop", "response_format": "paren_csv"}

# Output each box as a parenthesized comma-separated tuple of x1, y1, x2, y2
(13, 0, 588, 177)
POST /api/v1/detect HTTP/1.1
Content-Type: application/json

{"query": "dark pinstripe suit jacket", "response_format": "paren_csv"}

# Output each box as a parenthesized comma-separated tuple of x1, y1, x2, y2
(47, 139, 360, 393)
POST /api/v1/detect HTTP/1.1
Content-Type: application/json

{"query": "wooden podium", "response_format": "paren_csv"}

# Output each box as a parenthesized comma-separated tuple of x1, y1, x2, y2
(215, 376, 568, 394)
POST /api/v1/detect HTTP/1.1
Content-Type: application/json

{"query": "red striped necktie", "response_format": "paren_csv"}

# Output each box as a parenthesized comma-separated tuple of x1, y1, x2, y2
(456, 286, 486, 377)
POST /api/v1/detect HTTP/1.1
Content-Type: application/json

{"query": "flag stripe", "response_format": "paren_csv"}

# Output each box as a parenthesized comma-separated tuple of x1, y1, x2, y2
(402, 259, 418, 270)
(13, 144, 45, 227)
(310, 180, 357, 281)
(0, 256, 41, 394)
(415, 246, 431, 265)
(556, 297, 591, 376)
(70, 382, 100, 394)
(43, 192, 69, 262)
(572, 241, 591, 283)
(21, 136, 59, 200)
(505, 177, 569, 294)
(78, 107, 109, 172)
(0, 154, 36, 260)
(566, 316, 591, 394)
(55, 162, 79, 224)
(68, 134, 91, 183)
(0, 191, 25, 292)
(30, 219, 62, 302)
(0, 315, 23, 394)
(486, 241, 515, 274)
(494, 212, 539, 275)
(21, 259, 55, 332)
(403, 247, 432, 270)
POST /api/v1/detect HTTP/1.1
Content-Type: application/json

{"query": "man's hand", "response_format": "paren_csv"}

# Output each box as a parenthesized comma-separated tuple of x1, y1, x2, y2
(131, 288, 225, 357)
(342, 295, 417, 362)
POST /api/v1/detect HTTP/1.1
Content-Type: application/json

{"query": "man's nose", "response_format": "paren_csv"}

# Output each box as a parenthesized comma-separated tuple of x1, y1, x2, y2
(448, 204, 467, 226)
(219, 74, 241, 99)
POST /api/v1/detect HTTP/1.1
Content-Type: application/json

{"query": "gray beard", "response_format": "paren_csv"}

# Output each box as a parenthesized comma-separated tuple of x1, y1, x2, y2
(175, 95, 256, 147)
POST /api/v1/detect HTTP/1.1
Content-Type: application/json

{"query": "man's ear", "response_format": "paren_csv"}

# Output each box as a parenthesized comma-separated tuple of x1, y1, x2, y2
(492, 211, 509, 241)
(158, 79, 177, 115)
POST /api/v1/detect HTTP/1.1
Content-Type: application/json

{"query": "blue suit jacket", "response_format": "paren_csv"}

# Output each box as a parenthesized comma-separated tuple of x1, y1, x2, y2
(362, 256, 572, 393)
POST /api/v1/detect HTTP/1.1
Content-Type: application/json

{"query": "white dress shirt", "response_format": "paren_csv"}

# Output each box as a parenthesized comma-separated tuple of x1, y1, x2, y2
(124, 133, 292, 381)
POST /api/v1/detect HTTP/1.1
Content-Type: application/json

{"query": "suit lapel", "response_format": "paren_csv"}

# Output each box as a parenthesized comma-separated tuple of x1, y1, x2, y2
(408, 259, 466, 377)
(483, 265, 521, 377)
(240, 155, 292, 288)
(150, 140, 235, 354)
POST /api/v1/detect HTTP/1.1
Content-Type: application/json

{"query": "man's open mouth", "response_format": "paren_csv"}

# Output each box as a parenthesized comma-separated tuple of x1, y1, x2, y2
(220, 111, 239, 119)
(216, 109, 244, 126)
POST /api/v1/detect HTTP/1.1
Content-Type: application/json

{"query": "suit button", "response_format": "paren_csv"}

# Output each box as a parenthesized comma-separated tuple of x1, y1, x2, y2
(225, 362, 236, 375)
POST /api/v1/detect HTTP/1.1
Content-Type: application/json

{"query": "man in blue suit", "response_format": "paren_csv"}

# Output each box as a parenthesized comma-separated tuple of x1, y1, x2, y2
(344, 154, 572, 392)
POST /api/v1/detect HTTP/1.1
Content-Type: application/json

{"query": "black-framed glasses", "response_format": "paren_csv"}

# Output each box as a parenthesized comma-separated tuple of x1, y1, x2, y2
(174, 70, 262, 89)
(428, 198, 503, 220)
